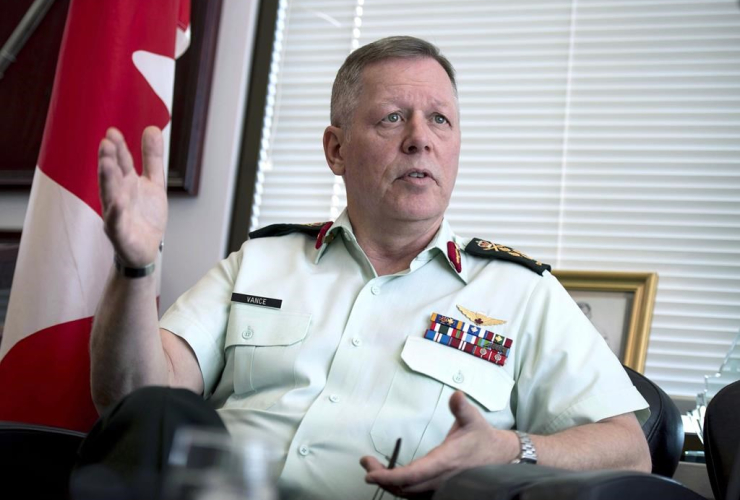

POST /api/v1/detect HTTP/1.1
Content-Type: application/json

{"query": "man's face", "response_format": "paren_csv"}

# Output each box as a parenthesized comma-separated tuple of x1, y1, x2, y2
(331, 57, 461, 227)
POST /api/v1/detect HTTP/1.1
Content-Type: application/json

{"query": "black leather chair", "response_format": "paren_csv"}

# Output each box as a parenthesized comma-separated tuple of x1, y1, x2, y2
(704, 380, 740, 500)
(623, 365, 684, 477)
(0, 421, 86, 499)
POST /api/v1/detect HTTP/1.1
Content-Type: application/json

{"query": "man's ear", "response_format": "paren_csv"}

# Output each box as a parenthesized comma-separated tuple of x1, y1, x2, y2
(323, 126, 346, 175)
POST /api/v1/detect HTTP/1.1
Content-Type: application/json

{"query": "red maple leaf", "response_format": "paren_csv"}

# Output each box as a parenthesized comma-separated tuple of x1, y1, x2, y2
(38, 0, 179, 216)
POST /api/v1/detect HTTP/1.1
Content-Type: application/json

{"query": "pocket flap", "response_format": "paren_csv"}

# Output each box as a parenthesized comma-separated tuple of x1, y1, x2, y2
(225, 304, 311, 347)
(401, 337, 514, 411)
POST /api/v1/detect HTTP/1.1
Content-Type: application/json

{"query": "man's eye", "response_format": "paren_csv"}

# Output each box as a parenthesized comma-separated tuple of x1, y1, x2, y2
(385, 112, 401, 123)
(433, 114, 448, 125)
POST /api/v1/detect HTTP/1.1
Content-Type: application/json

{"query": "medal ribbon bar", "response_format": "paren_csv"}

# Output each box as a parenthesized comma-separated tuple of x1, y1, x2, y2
(430, 313, 513, 348)
(424, 329, 508, 366)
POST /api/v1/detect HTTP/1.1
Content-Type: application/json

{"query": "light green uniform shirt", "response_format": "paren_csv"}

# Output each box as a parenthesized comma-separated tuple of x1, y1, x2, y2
(160, 209, 649, 499)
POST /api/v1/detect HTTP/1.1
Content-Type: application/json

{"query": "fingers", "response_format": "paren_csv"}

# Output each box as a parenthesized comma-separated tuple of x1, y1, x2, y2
(360, 456, 386, 473)
(449, 390, 482, 428)
(365, 463, 447, 495)
(98, 137, 124, 211)
(141, 126, 165, 188)
(105, 127, 135, 175)
(365, 450, 450, 491)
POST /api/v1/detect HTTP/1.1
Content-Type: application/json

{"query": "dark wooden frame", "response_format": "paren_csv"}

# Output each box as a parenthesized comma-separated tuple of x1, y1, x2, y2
(0, 0, 222, 196)
(168, 0, 223, 195)
(228, 0, 280, 252)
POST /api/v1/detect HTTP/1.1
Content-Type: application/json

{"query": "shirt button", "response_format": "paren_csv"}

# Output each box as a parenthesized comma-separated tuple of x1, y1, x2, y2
(371, 285, 381, 295)
(242, 327, 254, 340)
(352, 338, 362, 347)
(299, 445, 310, 456)
(329, 394, 340, 403)
(453, 371, 465, 384)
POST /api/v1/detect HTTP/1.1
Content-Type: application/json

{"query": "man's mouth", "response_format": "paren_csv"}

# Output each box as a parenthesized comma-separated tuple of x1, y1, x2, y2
(402, 169, 434, 181)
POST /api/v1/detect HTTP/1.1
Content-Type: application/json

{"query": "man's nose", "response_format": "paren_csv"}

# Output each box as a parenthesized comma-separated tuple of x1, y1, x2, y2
(402, 113, 431, 154)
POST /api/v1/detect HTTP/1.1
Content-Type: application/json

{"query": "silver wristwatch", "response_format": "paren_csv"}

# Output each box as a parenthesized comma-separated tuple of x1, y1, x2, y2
(511, 430, 537, 464)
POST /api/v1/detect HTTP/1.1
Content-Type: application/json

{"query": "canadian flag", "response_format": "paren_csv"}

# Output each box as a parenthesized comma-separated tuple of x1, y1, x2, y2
(0, 0, 190, 432)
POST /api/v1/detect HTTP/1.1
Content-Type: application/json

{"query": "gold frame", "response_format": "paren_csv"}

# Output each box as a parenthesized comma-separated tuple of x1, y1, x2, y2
(552, 270, 658, 373)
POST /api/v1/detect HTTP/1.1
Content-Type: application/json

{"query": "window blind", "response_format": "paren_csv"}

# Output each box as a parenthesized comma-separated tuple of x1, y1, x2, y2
(250, 0, 740, 398)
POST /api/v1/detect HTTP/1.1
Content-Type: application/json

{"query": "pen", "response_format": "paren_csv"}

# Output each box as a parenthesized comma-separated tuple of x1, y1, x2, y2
(388, 438, 401, 470)
(372, 438, 402, 500)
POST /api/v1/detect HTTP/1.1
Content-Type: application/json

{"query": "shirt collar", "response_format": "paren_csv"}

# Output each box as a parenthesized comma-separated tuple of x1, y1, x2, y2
(314, 209, 468, 283)
(313, 209, 354, 264)
(415, 217, 469, 284)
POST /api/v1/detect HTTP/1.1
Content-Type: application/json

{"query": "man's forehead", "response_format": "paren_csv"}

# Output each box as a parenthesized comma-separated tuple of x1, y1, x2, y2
(375, 94, 455, 110)
(361, 57, 449, 83)
(359, 57, 457, 104)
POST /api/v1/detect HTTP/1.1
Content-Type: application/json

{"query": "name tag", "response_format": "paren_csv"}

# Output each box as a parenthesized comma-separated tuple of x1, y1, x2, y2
(231, 293, 282, 309)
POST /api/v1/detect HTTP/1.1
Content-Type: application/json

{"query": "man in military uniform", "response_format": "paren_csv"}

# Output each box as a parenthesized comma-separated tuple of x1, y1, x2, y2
(90, 36, 651, 498)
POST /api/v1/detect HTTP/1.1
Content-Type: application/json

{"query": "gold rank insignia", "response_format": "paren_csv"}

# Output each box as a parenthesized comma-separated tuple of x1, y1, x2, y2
(456, 305, 507, 327)
(463, 238, 551, 276)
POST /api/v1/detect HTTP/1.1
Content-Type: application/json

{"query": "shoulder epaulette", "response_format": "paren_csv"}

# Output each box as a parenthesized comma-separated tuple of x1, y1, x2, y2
(464, 238, 551, 276)
(248, 222, 329, 240)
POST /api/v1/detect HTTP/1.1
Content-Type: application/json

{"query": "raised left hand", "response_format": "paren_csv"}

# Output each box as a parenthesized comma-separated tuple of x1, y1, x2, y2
(360, 390, 520, 496)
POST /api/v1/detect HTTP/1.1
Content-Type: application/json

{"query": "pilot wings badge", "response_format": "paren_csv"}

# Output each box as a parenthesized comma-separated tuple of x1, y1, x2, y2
(456, 305, 507, 327)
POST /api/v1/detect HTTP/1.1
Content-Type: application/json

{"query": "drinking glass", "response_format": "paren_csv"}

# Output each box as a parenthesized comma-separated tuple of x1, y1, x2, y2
(163, 426, 279, 500)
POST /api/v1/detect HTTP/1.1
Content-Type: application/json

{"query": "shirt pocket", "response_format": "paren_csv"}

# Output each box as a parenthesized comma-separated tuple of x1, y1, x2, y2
(370, 337, 514, 465)
(224, 304, 312, 407)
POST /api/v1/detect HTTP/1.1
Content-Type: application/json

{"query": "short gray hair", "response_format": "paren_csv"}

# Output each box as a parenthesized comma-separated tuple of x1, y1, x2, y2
(330, 36, 457, 128)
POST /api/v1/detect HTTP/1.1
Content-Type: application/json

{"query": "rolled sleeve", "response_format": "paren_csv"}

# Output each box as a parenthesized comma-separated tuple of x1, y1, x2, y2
(160, 248, 243, 397)
(543, 385, 651, 434)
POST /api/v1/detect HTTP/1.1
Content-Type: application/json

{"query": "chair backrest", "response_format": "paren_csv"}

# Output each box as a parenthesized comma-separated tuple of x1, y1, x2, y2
(623, 365, 684, 477)
(0, 421, 86, 499)
(704, 380, 740, 500)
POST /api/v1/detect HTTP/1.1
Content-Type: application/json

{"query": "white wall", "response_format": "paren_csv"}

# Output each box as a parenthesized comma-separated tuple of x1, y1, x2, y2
(161, 0, 259, 310)
(0, 0, 260, 312)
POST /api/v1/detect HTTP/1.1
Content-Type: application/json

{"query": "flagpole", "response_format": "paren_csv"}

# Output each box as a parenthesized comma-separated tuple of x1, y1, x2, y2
(0, 0, 57, 80)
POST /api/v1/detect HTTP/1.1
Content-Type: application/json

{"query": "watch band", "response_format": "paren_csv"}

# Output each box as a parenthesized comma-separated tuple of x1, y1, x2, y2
(114, 254, 155, 278)
(511, 430, 537, 464)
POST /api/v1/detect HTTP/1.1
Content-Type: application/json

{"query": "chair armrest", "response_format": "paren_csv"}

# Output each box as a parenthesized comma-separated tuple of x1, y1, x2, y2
(433, 464, 707, 500)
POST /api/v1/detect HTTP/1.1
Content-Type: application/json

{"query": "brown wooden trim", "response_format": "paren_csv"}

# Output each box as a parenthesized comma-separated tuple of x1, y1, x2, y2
(168, 0, 223, 196)
(0, 170, 34, 189)
(0, 231, 22, 241)
(228, 0, 280, 253)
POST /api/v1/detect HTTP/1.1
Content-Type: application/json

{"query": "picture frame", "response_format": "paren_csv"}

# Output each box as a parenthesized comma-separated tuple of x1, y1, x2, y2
(552, 270, 658, 373)
(0, 0, 223, 195)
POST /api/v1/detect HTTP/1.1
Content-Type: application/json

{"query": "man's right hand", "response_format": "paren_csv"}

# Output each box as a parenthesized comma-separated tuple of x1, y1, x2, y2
(98, 126, 168, 267)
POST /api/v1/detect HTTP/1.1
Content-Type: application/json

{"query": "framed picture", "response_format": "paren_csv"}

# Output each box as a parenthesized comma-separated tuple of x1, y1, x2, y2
(552, 270, 658, 373)
(0, 0, 223, 195)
